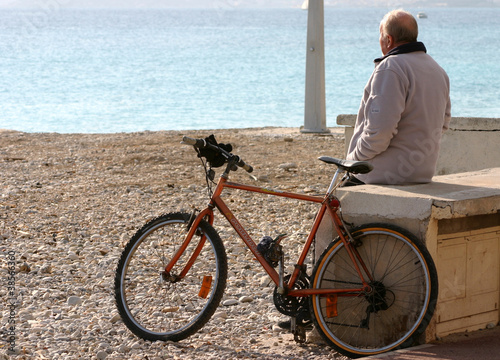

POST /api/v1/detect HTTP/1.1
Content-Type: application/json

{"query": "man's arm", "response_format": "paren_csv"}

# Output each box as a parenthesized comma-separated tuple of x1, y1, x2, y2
(348, 68, 406, 161)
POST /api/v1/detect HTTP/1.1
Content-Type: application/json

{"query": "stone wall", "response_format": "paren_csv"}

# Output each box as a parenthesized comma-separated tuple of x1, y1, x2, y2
(336, 115, 500, 175)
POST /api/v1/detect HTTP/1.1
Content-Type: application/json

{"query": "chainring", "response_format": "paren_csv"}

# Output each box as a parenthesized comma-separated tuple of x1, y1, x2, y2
(273, 274, 310, 316)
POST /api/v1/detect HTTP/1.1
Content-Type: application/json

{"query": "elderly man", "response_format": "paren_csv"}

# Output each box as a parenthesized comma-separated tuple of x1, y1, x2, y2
(346, 9, 451, 185)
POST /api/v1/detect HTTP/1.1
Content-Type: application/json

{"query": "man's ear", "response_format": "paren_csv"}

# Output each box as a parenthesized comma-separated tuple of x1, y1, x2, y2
(385, 34, 394, 50)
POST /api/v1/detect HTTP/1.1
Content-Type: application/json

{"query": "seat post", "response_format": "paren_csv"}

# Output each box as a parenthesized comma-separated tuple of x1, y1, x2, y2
(326, 168, 345, 194)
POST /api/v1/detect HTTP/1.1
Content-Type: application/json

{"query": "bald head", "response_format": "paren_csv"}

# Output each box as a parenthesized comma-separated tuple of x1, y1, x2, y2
(379, 9, 418, 55)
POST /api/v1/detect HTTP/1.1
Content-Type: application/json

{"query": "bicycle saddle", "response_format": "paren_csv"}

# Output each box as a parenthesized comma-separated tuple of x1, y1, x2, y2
(318, 156, 373, 174)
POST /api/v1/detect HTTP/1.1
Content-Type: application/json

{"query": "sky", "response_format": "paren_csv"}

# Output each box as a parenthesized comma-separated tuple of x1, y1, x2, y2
(1, 0, 499, 9)
(1, 0, 293, 8)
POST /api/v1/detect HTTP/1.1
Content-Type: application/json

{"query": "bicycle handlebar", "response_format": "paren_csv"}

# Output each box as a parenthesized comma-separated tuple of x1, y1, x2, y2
(182, 136, 254, 173)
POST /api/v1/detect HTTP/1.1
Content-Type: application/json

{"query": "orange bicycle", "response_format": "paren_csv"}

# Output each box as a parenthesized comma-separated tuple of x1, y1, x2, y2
(114, 135, 438, 358)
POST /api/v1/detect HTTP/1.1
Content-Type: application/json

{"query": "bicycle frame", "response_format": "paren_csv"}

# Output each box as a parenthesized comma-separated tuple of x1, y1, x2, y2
(165, 167, 372, 298)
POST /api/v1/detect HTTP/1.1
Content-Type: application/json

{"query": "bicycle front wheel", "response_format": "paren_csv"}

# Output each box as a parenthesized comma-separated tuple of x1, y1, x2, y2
(310, 223, 438, 358)
(114, 212, 227, 342)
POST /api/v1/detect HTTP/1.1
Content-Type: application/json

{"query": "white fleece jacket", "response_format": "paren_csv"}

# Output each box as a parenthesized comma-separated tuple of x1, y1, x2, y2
(346, 48, 451, 184)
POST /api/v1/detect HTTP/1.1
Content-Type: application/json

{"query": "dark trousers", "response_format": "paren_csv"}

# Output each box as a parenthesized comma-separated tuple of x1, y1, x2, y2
(342, 176, 365, 187)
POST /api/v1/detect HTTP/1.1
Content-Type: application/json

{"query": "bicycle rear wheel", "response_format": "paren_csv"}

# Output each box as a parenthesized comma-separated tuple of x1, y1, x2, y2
(114, 212, 227, 341)
(310, 223, 438, 358)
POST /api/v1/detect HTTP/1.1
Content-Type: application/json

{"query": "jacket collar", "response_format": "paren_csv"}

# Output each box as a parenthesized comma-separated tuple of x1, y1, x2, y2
(374, 41, 427, 63)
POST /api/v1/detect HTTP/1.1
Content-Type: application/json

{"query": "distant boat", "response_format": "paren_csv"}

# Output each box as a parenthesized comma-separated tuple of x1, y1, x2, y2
(417, 12, 428, 19)
(301, 0, 308, 10)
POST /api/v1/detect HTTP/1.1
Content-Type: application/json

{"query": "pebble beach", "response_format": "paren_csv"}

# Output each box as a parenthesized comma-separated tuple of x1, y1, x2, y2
(0, 127, 354, 360)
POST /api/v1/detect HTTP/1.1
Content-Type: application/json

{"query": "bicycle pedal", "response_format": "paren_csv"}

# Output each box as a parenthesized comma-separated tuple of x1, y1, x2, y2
(293, 325, 307, 344)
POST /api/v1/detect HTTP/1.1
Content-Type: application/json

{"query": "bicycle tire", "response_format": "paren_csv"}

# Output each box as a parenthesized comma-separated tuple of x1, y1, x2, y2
(114, 212, 227, 342)
(310, 223, 438, 358)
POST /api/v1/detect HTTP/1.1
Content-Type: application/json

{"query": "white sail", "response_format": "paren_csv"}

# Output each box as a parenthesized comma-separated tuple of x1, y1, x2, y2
(301, 0, 308, 10)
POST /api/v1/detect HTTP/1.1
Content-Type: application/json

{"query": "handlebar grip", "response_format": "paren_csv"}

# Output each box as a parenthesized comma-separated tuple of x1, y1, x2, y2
(182, 136, 206, 148)
(242, 163, 253, 173)
(237, 157, 253, 173)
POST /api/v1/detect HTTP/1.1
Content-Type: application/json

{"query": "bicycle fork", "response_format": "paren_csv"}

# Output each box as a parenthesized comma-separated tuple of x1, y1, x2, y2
(162, 207, 215, 283)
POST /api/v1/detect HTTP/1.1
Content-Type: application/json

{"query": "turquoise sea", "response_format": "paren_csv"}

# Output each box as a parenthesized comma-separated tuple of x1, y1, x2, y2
(1, 7, 499, 133)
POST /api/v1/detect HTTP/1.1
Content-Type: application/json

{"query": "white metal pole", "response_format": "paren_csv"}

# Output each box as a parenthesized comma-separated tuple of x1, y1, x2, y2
(301, 0, 329, 133)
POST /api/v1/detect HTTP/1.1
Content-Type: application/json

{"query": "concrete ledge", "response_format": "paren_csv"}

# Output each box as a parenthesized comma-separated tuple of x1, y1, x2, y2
(336, 168, 500, 233)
